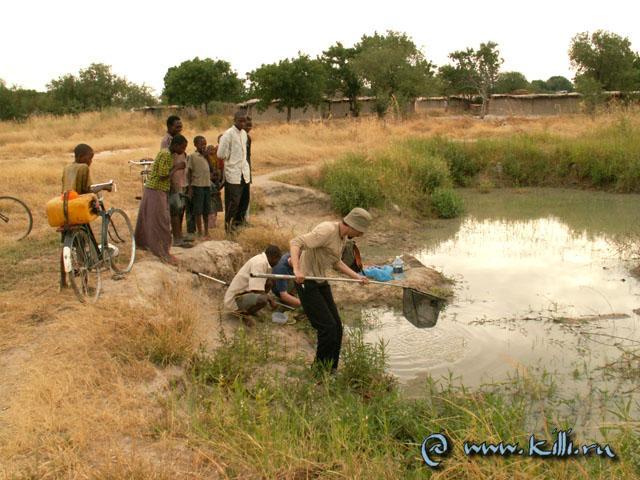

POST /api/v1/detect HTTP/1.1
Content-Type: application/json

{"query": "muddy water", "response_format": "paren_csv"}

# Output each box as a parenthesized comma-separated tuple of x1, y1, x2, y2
(363, 189, 640, 403)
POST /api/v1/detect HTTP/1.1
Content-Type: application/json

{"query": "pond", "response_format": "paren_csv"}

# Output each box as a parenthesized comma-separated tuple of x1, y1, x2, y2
(363, 189, 640, 413)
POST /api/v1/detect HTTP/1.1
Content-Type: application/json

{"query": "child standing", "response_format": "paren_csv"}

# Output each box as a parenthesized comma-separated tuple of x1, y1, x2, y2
(60, 144, 113, 288)
(186, 136, 212, 238)
(205, 137, 224, 229)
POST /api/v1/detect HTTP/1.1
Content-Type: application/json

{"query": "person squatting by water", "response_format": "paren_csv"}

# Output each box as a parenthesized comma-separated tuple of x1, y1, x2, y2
(224, 245, 282, 327)
(290, 207, 372, 373)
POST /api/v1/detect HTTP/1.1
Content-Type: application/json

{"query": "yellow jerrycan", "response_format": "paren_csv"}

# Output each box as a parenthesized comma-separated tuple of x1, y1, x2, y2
(46, 191, 98, 227)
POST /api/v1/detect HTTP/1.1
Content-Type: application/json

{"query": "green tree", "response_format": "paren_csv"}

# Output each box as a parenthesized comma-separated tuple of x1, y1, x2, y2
(320, 42, 363, 116)
(545, 76, 573, 92)
(437, 64, 476, 99)
(569, 30, 640, 91)
(493, 71, 529, 93)
(248, 53, 326, 122)
(48, 63, 156, 114)
(445, 42, 503, 118)
(351, 31, 435, 117)
(0, 79, 54, 120)
(530, 79, 550, 93)
(163, 57, 243, 110)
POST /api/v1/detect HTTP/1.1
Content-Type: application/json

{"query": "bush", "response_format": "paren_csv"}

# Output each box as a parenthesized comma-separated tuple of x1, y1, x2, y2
(322, 154, 384, 215)
(407, 153, 451, 193)
(431, 188, 464, 218)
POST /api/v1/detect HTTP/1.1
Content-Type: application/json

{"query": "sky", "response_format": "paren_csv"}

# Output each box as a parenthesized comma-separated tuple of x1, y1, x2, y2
(1, 0, 639, 96)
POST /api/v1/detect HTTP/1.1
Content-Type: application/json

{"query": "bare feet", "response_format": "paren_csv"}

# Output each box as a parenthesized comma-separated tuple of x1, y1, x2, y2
(241, 316, 256, 327)
(162, 255, 180, 267)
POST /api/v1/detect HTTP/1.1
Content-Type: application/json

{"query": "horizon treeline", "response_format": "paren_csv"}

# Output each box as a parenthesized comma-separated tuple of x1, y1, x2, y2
(1, 29, 639, 121)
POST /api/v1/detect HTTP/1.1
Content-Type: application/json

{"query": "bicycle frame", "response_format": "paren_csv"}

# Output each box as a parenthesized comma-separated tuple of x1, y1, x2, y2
(61, 198, 113, 273)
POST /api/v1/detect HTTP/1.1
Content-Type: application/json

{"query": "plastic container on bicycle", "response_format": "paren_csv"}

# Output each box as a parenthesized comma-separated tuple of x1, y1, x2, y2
(46, 192, 99, 227)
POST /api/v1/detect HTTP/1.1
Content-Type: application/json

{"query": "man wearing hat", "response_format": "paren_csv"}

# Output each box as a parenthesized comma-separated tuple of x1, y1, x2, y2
(290, 207, 372, 373)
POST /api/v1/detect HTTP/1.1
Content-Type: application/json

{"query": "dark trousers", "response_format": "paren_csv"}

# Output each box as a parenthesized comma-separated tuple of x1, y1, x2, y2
(224, 180, 244, 231)
(237, 182, 250, 224)
(185, 196, 195, 234)
(296, 281, 343, 371)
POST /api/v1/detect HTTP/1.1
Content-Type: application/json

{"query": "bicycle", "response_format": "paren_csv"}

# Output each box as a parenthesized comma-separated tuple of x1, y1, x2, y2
(60, 181, 136, 303)
(0, 196, 33, 243)
(128, 159, 154, 200)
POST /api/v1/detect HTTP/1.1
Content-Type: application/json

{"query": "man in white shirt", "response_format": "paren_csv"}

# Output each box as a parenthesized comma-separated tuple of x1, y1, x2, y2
(224, 245, 282, 325)
(217, 111, 250, 232)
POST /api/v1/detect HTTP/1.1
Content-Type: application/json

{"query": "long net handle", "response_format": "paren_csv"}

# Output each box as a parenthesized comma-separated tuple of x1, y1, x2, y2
(250, 272, 405, 289)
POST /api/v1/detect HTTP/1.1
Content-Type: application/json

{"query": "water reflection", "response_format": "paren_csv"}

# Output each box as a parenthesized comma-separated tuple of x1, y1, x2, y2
(364, 212, 640, 394)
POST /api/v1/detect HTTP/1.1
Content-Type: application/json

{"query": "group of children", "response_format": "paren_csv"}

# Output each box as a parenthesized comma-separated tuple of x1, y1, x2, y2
(134, 116, 234, 265)
(160, 115, 224, 248)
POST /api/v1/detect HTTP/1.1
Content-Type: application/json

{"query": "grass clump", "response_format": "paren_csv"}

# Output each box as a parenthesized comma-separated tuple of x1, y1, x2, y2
(320, 153, 384, 215)
(431, 188, 465, 218)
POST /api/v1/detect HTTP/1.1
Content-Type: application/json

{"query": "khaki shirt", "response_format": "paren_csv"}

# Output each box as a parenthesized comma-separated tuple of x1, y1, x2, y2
(223, 252, 270, 310)
(62, 163, 92, 194)
(186, 152, 211, 187)
(290, 221, 346, 278)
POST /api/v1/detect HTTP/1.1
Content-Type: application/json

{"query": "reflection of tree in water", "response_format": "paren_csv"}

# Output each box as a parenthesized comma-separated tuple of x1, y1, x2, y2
(460, 188, 640, 240)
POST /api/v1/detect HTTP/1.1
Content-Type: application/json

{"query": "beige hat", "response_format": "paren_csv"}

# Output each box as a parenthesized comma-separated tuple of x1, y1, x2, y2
(343, 207, 372, 233)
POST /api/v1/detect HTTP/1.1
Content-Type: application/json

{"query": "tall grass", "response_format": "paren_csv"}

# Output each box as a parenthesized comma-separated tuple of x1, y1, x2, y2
(319, 143, 463, 218)
(317, 114, 640, 218)
(408, 116, 640, 191)
(158, 323, 639, 479)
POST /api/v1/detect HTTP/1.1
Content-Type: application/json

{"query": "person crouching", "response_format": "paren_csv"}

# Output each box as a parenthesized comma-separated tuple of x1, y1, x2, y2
(223, 245, 282, 326)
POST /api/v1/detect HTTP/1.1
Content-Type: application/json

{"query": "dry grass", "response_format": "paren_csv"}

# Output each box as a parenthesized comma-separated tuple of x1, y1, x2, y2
(0, 282, 210, 479)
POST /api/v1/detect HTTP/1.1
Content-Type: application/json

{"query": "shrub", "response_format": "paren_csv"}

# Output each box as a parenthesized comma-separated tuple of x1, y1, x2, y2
(431, 188, 464, 218)
(407, 153, 451, 193)
(322, 154, 384, 215)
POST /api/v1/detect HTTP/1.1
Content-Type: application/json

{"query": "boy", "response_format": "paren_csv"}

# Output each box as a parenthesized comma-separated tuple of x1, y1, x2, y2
(60, 144, 110, 288)
(186, 136, 212, 238)
(168, 139, 189, 247)
(62, 143, 94, 194)
(205, 138, 224, 229)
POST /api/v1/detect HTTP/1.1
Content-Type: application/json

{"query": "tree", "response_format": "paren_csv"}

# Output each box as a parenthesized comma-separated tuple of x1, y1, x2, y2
(351, 31, 435, 117)
(493, 71, 529, 93)
(437, 64, 476, 100)
(248, 54, 326, 122)
(48, 63, 156, 114)
(320, 42, 363, 116)
(444, 42, 503, 118)
(569, 30, 640, 91)
(545, 76, 573, 92)
(163, 57, 243, 110)
(530, 79, 550, 93)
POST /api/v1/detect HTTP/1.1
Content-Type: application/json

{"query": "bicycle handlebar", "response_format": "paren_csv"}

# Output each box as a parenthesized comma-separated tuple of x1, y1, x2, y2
(91, 180, 116, 195)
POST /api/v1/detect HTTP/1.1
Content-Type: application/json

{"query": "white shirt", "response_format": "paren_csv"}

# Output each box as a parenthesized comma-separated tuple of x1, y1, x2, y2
(218, 125, 250, 184)
(223, 252, 270, 310)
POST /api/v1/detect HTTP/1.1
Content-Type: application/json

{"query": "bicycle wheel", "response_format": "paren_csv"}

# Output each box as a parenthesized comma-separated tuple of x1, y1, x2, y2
(105, 208, 136, 274)
(65, 228, 101, 303)
(0, 196, 33, 243)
